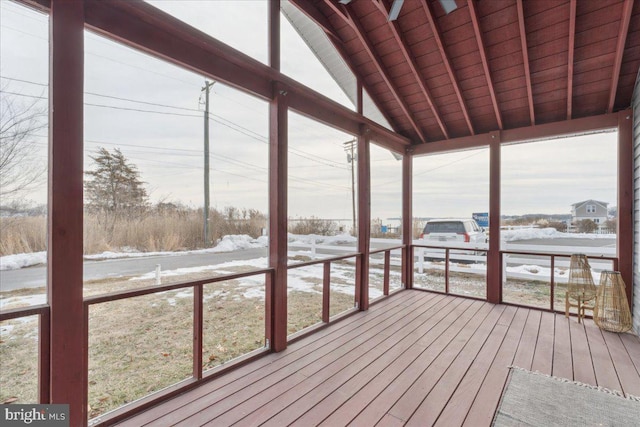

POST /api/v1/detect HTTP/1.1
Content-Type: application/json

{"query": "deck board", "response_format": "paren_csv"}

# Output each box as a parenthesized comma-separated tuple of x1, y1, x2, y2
(115, 290, 640, 427)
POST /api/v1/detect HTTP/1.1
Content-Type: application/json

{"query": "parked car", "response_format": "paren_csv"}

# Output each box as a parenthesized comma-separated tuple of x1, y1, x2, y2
(419, 219, 488, 262)
(420, 219, 487, 245)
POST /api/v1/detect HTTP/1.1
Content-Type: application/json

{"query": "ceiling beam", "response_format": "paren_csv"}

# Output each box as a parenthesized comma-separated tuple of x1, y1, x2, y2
(516, 0, 534, 125)
(413, 112, 619, 156)
(420, 0, 474, 135)
(567, 0, 576, 119)
(285, 1, 404, 135)
(339, 4, 426, 144)
(78, 0, 410, 149)
(287, 0, 342, 42)
(607, 0, 634, 113)
(326, 1, 427, 143)
(467, 0, 503, 129)
(374, 0, 449, 139)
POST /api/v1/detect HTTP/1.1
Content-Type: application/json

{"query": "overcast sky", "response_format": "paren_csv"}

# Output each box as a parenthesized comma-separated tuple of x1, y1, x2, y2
(0, 0, 618, 220)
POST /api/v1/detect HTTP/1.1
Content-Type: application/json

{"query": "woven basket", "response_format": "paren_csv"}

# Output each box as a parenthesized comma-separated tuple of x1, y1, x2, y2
(593, 271, 632, 333)
(565, 254, 597, 321)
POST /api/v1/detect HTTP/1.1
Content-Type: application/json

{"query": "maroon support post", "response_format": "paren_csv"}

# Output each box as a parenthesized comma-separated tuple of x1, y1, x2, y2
(618, 111, 633, 308)
(48, 0, 86, 424)
(358, 128, 371, 310)
(269, 82, 288, 351)
(403, 153, 412, 289)
(487, 131, 502, 304)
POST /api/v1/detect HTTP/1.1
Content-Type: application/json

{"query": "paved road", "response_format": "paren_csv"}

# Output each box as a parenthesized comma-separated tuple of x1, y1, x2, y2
(1, 247, 267, 292)
(0, 238, 616, 291)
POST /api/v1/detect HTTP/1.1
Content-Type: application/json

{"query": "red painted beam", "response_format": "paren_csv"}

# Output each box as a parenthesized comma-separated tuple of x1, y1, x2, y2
(334, 2, 428, 143)
(516, 0, 535, 125)
(269, 82, 289, 351)
(82, 0, 409, 150)
(270, 0, 280, 71)
(607, 0, 634, 113)
(286, 0, 404, 134)
(357, 128, 372, 310)
(412, 112, 619, 156)
(48, 0, 86, 424)
(467, 0, 503, 130)
(617, 110, 633, 308)
(374, 0, 450, 140)
(567, 0, 576, 119)
(420, 0, 475, 136)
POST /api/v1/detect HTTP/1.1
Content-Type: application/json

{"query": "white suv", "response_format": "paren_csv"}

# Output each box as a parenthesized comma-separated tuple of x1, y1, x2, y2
(420, 219, 487, 244)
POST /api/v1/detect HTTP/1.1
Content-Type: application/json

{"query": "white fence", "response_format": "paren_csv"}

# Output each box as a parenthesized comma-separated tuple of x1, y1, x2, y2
(288, 237, 617, 284)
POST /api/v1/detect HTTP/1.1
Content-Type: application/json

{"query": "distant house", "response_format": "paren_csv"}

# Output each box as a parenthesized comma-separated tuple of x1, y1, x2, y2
(571, 199, 609, 227)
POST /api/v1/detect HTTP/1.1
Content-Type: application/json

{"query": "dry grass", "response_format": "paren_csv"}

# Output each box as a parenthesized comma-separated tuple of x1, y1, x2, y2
(0, 216, 47, 255)
(0, 207, 267, 256)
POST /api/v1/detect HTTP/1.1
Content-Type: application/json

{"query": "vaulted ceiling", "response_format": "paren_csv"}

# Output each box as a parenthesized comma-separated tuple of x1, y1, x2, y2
(291, 0, 640, 144)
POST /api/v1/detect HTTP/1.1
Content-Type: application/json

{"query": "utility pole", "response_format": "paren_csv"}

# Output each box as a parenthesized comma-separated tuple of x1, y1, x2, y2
(344, 139, 357, 235)
(202, 80, 215, 247)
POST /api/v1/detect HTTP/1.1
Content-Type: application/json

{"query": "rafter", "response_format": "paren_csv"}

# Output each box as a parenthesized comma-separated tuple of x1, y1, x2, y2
(331, 2, 428, 143)
(373, 0, 449, 139)
(607, 0, 633, 113)
(287, 0, 342, 42)
(516, 0, 534, 125)
(467, 0, 503, 129)
(420, 0, 474, 135)
(567, 0, 576, 119)
(286, 0, 404, 135)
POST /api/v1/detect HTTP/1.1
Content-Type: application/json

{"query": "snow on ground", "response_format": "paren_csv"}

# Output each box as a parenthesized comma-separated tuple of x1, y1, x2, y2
(288, 233, 357, 245)
(1, 234, 269, 271)
(0, 251, 47, 271)
(0, 294, 47, 310)
(501, 227, 614, 242)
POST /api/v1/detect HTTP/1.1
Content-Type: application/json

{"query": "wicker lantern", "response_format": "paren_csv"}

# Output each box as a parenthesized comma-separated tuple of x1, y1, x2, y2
(565, 254, 597, 322)
(593, 271, 632, 333)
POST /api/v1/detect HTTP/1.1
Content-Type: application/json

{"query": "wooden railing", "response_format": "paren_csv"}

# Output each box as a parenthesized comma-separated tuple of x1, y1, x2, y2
(500, 250, 618, 312)
(412, 243, 488, 298)
(0, 304, 50, 403)
(83, 268, 273, 425)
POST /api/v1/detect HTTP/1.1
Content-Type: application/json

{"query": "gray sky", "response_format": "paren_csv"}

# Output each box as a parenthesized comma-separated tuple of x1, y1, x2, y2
(0, 0, 618, 220)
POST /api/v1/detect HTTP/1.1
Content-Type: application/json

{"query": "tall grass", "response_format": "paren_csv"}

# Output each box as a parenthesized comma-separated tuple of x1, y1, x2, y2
(0, 216, 47, 255)
(0, 207, 267, 256)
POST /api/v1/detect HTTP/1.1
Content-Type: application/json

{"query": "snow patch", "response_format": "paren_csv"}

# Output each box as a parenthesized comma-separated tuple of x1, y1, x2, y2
(0, 251, 46, 271)
(501, 227, 615, 242)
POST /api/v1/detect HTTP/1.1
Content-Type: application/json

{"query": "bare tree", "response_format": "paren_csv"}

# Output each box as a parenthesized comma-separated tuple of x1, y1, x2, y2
(0, 89, 47, 198)
(84, 147, 148, 230)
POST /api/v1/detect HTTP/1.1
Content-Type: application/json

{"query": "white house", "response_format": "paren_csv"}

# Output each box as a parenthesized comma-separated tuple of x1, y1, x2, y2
(571, 199, 609, 228)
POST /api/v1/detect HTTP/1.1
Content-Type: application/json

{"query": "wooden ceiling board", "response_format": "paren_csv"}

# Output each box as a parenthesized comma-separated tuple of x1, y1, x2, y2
(486, 38, 524, 63)
(292, 0, 638, 145)
(527, 38, 569, 62)
(525, 21, 570, 47)
(483, 23, 521, 47)
(436, 5, 472, 33)
(424, 73, 459, 91)
(403, 23, 435, 47)
(574, 21, 623, 47)
(502, 108, 532, 129)
(478, 4, 518, 34)
(523, 0, 569, 20)
(523, 6, 569, 35)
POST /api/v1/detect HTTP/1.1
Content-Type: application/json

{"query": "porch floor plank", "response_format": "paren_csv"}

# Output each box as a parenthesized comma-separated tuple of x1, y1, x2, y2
(115, 290, 640, 427)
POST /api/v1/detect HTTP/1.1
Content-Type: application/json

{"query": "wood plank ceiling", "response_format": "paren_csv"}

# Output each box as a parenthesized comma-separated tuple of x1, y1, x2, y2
(292, 0, 640, 145)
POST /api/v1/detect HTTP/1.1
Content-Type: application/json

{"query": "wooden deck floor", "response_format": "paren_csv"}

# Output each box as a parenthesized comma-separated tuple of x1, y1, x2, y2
(116, 290, 640, 427)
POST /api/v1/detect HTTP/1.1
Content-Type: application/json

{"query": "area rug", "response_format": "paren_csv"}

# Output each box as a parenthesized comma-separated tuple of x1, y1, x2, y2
(492, 367, 640, 426)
